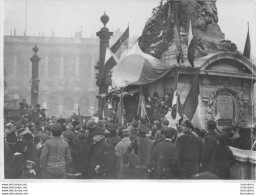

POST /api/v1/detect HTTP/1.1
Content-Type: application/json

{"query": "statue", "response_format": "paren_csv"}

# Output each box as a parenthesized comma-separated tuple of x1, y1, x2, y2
(139, 0, 237, 60)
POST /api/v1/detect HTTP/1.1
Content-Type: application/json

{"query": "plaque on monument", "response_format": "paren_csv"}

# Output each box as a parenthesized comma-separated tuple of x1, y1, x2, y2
(216, 94, 234, 126)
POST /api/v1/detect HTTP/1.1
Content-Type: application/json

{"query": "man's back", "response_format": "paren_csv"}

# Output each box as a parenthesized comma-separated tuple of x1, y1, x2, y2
(151, 140, 179, 179)
(40, 137, 71, 177)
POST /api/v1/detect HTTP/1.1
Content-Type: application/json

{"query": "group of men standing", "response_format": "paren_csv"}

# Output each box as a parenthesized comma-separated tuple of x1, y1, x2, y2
(4, 116, 236, 179)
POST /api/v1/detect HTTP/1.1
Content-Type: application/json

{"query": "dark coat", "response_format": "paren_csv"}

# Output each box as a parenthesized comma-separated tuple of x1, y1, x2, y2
(176, 130, 202, 179)
(107, 134, 122, 148)
(208, 143, 236, 179)
(76, 138, 90, 178)
(201, 131, 217, 170)
(232, 136, 252, 150)
(20, 169, 37, 179)
(87, 138, 115, 179)
(149, 139, 180, 179)
(10, 153, 25, 179)
(4, 142, 16, 179)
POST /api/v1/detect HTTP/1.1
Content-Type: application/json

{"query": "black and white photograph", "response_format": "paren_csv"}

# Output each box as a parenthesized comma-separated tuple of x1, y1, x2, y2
(2, 0, 256, 186)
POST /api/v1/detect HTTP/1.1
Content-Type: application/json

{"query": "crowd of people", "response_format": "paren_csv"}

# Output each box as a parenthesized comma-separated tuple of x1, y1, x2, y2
(4, 106, 256, 179)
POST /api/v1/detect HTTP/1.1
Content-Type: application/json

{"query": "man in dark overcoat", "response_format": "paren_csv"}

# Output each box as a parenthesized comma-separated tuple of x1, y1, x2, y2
(87, 125, 115, 179)
(149, 127, 180, 179)
(176, 120, 202, 179)
(208, 133, 236, 179)
(201, 120, 218, 171)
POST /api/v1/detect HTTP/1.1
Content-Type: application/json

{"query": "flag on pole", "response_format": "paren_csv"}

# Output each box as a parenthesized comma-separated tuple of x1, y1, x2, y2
(182, 70, 200, 121)
(102, 26, 129, 87)
(191, 93, 205, 130)
(243, 23, 251, 59)
(104, 47, 112, 65)
(117, 92, 123, 124)
(111, 26, 129, 59)
(137, 86, 148, 120)
(174, 6, 184, 64)
(140, 100, 147, 120)
(165, 90, 182, 128)
(165, 2, 174, 39)
(188, 20, 193, 46)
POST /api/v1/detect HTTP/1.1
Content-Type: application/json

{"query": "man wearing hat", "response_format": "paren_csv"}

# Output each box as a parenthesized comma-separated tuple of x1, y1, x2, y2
(149, 127, 179, 179)
(87, 124, 115, 179)
(201, 120, 218, 171)
(128, 122, 153, 179)
(176, 119, 202, 179)
(4, 131, 17, 178)
(40, 124, 72, 179)
(115, 128, 131, 179)
(106, 121, 121, 147)
(207, 133, 236, 179)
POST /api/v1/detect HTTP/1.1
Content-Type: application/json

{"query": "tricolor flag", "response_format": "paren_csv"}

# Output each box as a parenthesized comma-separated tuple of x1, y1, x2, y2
(243, 23, 251, 59)
(110, 26, 129, 59)
(182, 69, 204, 129)
(187, 20, 193, 47)
(191, 93, 205, 130)
(103, 26, 129, 87)
(117, 93, 124, 124)
(137, 86, 148, 120)
(166, 90, 182, 128)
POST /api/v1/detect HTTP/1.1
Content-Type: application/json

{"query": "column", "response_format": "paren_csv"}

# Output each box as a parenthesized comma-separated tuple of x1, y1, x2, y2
(75, 56, 79, 78)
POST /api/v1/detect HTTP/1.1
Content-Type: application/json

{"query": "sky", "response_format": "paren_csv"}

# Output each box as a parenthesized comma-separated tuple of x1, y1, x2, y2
(3, 0, 256, 55)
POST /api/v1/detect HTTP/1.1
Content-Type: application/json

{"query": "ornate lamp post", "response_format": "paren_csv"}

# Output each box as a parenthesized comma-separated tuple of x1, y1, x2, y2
(95, 12, 113, 116)
(30, 44, 41, 105)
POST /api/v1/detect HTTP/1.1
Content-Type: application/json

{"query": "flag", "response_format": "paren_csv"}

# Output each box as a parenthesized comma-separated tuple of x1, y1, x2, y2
(137, 86, 148, 120)
(141, 100, 147, 120)
(171, 90, 181, 120)
(104, 47, 112, 65)
(243, 23, 251, 59)
(215, 113, 220, 121)
(174, 6, 184, 64)
(111, 26, 129, 59)
(166, 90, 181, 128)
(187, 37, 197, 67)
(117, 93, 123, 124)
(191, 93, 205, 130)
(182, 70, 200, 121)
(188, 20, 193, 47)
(102, 26, 129, 87)
(165, 2, 174, 39)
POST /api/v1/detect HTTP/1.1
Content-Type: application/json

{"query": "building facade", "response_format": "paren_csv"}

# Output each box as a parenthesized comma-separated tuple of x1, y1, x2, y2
(4, 35, 99, 117)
